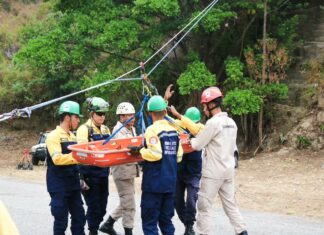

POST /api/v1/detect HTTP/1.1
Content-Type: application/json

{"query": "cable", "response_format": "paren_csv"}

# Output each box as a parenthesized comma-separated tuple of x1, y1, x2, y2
(147, 0, 219, 76)
(143, 0, 219, 66)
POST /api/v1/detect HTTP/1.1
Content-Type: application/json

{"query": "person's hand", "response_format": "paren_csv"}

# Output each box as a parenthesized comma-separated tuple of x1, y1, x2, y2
(127, 145, 143, 155)
(80, 179, 90, 191)
(169, 105, 182, 119)
(164, 84, 174, 101)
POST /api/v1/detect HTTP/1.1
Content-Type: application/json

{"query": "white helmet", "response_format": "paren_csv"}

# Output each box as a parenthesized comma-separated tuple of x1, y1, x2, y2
(116, 102, 135, 115)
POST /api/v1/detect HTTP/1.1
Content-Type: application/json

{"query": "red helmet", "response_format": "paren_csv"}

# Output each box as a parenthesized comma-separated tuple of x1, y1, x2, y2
(201, 87, 223, 104)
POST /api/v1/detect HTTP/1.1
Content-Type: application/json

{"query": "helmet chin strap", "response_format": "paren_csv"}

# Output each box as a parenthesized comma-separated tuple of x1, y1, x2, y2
(91, 116, 101, 128)
(207, 103, 217, 113)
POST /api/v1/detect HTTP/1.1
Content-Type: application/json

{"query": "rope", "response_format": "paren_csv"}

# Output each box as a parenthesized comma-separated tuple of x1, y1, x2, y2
(142, 0, 219, 66)
(0, 0, 220, 122)
(0, 77, 142, 122)
(147, 0, 219, 76)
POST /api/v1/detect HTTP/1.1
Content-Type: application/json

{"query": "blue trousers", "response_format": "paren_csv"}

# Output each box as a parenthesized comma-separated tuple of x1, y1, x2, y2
(82, 176, 108, 231)
(141, 192, 175, 235)
(49, 190, 85, 235)
(175, 175, 200, 226)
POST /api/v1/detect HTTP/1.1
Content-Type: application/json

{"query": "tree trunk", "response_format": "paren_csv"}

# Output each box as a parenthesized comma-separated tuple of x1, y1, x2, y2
(249, 114, 253, 144)
(258, 104, 264, 147)
(244, 114, 248, 145)
(259, 0, 267, 146)
(241, 115, 246, 142)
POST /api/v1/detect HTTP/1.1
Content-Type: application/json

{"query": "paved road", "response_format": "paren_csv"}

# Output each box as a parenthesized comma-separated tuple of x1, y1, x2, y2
(1, 177, 324, 235)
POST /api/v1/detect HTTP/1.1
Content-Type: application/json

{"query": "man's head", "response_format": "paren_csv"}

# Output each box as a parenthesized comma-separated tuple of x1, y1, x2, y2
(86, 97, 109, 126)
(147, 95, 167, 121)
(201, 87, 223, 118)
(59, 101, 82, 130)
(116, 102, 136, 127)
(184, 107, 201, 123)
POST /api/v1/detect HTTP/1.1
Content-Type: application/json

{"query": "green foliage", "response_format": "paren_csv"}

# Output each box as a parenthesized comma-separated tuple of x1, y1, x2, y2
(224, 57, 244, 88)
(223, 89, 262, 116)
(200, 8, 237, 33)
(177, 61, 216, 95)
(256, 83, 288, 101)
(94, 19, 140, 51)
(276, 15, 300, 53)
(15, 28, 69, 70)
(134, 0, 180, 17)
(296, 135, 311, 149)
(320, 124, 324, 132)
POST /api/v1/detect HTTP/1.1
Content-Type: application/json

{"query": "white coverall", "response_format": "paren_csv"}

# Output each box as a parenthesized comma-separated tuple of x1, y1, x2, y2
(191, 112, 247, 235)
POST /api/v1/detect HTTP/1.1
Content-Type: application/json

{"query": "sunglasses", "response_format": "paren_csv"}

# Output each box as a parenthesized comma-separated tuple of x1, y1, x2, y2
(95, 112, 106, 117)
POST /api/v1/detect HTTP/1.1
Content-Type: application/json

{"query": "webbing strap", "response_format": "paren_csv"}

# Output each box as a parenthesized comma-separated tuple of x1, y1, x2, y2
(164, 115, 189, 135)
(102, 95, 149, 145)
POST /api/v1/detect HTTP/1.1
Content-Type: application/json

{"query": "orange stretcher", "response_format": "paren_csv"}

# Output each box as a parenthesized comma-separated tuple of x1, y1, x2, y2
(68, 134, 193, 167)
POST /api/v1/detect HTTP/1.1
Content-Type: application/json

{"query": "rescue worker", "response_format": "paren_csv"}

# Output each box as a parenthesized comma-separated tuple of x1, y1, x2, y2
(139, 95, 183, 235)
(189, 87, 248, 235)
(46, 100, 86, 235)
(76, 97, 111, 235)
(99, 102, 138, 235)
(169, 106, 204, 235)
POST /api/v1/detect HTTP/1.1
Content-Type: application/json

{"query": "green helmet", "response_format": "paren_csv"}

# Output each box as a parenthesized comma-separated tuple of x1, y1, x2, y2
(184, 107, 201, 123)
(87, 97, 109, 112)
(59, 101, 83, 117)
(147, 95, 167, 112)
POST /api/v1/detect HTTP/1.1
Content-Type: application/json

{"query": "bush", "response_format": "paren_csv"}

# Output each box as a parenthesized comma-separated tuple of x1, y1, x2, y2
(296, 135, 311, 149)
(320, 124, 324, 133)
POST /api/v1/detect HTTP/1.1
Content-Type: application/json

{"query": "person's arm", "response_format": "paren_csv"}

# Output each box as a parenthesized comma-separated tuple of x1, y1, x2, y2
(169, 105, 204, 136)
(179, 116, 204, 136)
(140, 128, 162, 162)
(76, 125, 88, 143)
(46, 133, 78, 165)
(190, 120, 219, 151)
(164, 84, 175, 103)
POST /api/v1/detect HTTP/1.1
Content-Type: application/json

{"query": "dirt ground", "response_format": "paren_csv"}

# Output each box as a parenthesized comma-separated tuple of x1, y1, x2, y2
(0, 126, 323, 220)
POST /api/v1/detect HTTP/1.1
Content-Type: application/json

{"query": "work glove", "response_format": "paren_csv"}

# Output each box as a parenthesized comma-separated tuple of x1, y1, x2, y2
(127, 145, 143, 155)
(80, 179, 90, 191)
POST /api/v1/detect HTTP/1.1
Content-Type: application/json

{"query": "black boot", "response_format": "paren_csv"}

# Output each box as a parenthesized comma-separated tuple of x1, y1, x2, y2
(99, 216, 119, 235)
(184, 224, 195, 235)
(89, 230, 98, 235)
(124, 227, 133, 235)
(238, 231, 248, 235)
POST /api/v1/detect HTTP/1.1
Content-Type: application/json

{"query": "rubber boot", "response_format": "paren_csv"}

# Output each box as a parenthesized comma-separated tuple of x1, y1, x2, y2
(238, 231, 248, 235)
(99, 216, 119, 235)
(184, 224, 195, 235)
(89, 230, 98, 235)
(124, 227, 133, 235)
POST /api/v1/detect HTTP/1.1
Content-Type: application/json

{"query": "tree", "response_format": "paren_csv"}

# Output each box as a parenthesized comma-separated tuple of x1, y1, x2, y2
(244, 38, 289, 146)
